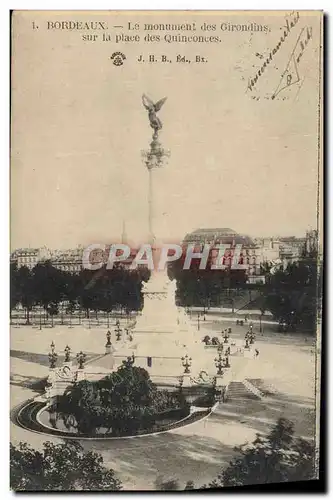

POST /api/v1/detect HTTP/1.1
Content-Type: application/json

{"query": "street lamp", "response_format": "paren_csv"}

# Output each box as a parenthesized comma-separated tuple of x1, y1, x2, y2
(115, 320, 122, 341)
(106, 330, 112, 346)
(48, 351, 57, 369)
(214, 352, 224, 375)
(122, 354, 135, 368)
(76, 351, 86, 369)
(64, 345, 71, 363)
(181, 354, 192, 374)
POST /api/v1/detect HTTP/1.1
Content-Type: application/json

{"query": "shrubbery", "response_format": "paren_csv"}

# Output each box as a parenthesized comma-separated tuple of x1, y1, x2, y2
(55, 364, 189, 436)
(10, 441, 122, 491)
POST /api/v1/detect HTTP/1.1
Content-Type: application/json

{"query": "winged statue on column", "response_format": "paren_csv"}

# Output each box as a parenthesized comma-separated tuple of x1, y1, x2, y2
(142, 94, 167, 138)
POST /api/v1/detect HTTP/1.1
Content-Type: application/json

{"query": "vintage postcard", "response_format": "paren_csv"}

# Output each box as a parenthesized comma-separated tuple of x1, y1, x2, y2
(10, 10, 323, 491)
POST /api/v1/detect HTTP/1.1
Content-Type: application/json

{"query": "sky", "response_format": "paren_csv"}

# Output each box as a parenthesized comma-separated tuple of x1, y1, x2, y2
(11, 11, 322, 250)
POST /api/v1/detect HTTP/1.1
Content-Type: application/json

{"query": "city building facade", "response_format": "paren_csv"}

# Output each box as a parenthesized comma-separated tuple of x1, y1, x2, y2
(183, 228, 262, 277)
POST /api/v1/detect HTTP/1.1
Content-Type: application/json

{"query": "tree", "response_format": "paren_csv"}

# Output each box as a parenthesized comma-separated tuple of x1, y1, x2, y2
(10, 263, 20, 318)
(16, 266, 35, 324)
(206, 418, 316, 488)
(47, 301, 59, 327)
(262, 252, 320, 334)
(10, 441, 122, 491)
(33, 262, 64, 317)
(56, 364, 186, 436)
(98, 364, 158, 435)
(56, 380, 106, 434)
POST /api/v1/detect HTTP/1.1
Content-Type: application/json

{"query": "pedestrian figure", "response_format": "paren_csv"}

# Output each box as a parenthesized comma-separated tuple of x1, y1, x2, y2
(255, 349, 259, 358)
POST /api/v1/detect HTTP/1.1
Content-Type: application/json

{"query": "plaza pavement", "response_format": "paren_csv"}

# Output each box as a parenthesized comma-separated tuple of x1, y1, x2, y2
(10, 313, 317, 490)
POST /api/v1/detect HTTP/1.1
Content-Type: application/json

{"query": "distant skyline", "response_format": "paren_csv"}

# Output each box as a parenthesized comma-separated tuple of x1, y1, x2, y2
(11, 227, 314, 252)
(11, 12, 321, 251)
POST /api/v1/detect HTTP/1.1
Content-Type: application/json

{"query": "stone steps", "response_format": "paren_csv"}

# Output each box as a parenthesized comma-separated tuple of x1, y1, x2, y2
(226, 381, 261, 401)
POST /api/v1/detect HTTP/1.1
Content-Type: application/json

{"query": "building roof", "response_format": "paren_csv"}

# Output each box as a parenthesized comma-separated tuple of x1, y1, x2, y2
(183, 228, 255, 247)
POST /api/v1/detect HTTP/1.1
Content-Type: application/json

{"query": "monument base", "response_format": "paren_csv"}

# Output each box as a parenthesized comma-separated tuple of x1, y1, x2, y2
(126, 270, 202, 377)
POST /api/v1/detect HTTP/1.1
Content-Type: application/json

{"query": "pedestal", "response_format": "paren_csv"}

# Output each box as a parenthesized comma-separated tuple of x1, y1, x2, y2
(130, 270, 201, 378)
(215, 374, 225, 387)
(181, 374, 192, 387)
(47, 368, 56, 385)
(105, 344, 114, 355)
(244, 348, 252, 358)
(76, 369, 85, 381)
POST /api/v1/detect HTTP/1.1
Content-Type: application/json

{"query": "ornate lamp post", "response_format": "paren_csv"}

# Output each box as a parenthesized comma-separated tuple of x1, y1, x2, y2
(181, 354, 192, 374)
(122, 354, 135, 368)
(64, 345, 71, 363)
(214, 351, 224, 376)
(249, 332, 255, 344)
(106, 330, 111, 346)
(76, 351, 86, 370)
(115, 320, 122, 341)
(48, 350, 57, 369)
(105, 330, 112, 354)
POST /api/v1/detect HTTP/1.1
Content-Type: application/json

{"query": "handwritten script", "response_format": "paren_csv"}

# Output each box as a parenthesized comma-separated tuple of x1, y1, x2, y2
(271, 26, 313, 99)
(247, 11, 300, 94)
